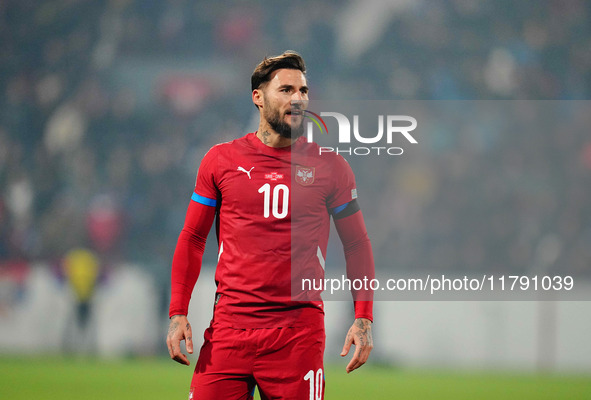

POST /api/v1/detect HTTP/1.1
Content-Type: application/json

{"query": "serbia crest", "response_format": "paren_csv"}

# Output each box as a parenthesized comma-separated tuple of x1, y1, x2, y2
(295, 165, 315, 186)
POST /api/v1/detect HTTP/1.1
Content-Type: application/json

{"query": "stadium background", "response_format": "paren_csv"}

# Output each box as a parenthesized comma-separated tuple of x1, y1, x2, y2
(1, 0, 591, 398)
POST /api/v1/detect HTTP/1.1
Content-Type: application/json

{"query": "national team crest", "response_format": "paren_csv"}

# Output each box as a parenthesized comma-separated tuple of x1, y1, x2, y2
(295, 165, 315, 186)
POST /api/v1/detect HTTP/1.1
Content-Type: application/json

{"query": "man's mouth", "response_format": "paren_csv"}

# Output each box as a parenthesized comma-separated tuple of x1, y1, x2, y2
(287, 109, 303, 116)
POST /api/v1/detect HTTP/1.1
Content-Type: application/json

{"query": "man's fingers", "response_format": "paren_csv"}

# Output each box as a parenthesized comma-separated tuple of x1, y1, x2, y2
(340, 342, 351, 357)
(166, 336, 179, 359)
(346, 338, 374, 373)
(166, 338, 173, 359)
(166, 316, 192, 366)
(185, 323, 193, 354)
(186, 336, 193, 354)
(346, 357, 355, 373)
(168, 333, 189, 365)
(340, 330, 353, 356)
(346, 359, 359, 373)
(170, 339, 190, 366)
(346, 353, 364, 373)
(360, 343, 373, 363)
(346, 342, 364, 373)
(173, 353, 190, 366)
(342, 319, 373, 372)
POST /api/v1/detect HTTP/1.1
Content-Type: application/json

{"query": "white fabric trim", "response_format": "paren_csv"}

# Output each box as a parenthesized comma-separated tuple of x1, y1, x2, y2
(317, 246, 325, 270)
(218, 241, 224, 261)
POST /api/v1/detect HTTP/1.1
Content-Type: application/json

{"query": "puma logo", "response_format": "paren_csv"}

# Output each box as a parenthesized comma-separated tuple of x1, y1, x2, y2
(237, 166, 254, 179)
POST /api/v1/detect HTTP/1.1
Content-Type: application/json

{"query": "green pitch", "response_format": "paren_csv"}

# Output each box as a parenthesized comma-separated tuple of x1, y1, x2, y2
(1, 356, 590, 399)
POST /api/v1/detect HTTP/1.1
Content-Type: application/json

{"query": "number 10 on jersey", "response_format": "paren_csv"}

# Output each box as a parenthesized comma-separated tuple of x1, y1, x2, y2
(258, 183, 289, 219)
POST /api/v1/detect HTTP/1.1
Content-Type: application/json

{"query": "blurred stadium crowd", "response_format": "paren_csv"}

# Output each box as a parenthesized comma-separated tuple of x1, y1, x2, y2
(1, 0, 590, 281)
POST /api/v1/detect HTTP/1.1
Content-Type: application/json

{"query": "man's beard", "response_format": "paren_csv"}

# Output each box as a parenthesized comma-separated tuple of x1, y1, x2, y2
(264, 104, 305, 139)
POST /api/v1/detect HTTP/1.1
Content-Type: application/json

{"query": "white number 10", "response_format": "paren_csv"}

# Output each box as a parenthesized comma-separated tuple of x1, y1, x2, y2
(258, 183, 289, 219)
(304, 368, 323, 400)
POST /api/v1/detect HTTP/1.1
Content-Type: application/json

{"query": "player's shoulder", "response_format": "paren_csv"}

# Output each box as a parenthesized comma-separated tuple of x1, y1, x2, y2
(202, 133, 252, 157)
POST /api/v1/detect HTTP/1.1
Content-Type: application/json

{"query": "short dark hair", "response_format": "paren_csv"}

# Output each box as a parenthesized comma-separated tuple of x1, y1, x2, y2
(251, 51, 306, 92)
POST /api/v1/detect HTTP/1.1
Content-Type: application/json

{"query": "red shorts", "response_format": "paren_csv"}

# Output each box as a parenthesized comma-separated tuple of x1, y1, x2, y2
(189, 322, 325, 400)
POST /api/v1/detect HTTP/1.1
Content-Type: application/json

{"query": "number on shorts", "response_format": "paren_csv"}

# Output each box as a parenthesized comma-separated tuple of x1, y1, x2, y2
(304, 368, 323, 400)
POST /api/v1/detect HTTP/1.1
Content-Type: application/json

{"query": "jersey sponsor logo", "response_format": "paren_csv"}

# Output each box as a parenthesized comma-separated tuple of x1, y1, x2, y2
(237, 166, 254, 179)
(264, 171, 284, 181)
(295, 165, 315, 186)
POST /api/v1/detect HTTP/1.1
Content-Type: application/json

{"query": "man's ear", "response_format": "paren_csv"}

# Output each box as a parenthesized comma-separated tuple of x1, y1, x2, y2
(252, 88, 264, 108)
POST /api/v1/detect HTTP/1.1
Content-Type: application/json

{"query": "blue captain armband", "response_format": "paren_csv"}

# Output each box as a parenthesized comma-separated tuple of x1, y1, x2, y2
(191, 192, 218, 207)
(331, 199, 360, 220)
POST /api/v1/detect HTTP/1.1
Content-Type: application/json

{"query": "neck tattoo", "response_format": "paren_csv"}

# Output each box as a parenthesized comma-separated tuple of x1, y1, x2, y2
(260, 130, 271, 145)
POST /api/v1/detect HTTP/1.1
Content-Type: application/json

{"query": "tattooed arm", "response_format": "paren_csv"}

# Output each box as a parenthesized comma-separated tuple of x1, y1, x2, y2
(333, 208, 375, 373)
(340, 318, 373, 373)
(166, 315, 193, 366)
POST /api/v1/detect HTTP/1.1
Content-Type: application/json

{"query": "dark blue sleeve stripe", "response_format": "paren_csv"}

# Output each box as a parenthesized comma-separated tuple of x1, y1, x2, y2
(191, 192, 217, 207)
(332, 199, 360, 220)
(332, 202, 349, 214)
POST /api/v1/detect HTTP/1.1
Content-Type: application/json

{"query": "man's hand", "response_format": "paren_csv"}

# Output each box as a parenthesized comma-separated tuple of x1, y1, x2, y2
(166, 315, 193, 366)
(340, 318, 373, 373)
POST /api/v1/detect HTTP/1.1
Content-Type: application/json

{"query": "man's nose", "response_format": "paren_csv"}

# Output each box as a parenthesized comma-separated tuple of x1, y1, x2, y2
(292, 91, 307, 101)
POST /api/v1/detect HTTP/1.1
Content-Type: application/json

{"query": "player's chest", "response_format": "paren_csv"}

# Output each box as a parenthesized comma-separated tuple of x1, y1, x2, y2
(217, 155, 329, 219)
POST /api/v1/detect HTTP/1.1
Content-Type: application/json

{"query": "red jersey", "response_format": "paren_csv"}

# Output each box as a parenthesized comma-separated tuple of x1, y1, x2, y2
(172, 132, 366, 329)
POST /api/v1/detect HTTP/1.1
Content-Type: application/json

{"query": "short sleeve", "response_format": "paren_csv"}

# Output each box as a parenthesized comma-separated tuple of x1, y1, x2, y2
(193, 146, 220, 206)
(327, 155, 358, 210)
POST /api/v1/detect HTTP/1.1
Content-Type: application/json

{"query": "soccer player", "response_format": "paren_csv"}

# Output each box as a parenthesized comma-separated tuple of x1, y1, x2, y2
(166, 51, 375, 400)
